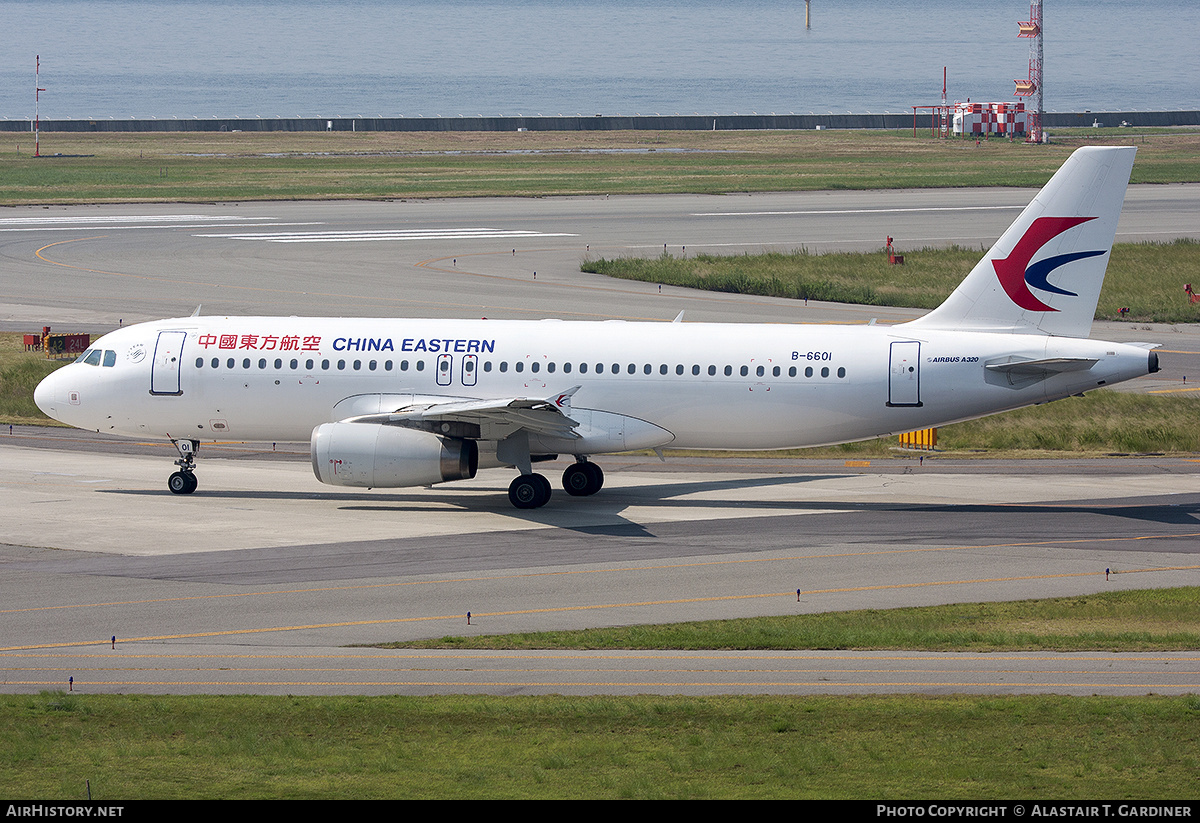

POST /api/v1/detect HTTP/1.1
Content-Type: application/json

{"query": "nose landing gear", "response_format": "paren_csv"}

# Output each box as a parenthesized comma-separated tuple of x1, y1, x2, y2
(167, 439, 200, 495)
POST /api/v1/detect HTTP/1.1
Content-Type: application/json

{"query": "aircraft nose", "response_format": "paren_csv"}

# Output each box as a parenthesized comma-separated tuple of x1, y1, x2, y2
(34, 369, 61, 419)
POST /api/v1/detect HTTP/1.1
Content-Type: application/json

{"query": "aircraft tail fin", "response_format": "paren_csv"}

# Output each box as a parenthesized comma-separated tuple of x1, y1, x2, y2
(906, 146, 1136, 338)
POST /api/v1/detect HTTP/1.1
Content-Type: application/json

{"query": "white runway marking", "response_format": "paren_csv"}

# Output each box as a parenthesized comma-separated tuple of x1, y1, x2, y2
(693, 205, 1026, 217)
(194, 228, 578, 243)
(0, 214, 270, 225)
(0, 215, 312, 233)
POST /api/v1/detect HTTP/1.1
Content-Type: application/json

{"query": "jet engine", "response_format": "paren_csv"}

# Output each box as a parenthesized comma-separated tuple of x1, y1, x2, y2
(311, 422, 477, 488)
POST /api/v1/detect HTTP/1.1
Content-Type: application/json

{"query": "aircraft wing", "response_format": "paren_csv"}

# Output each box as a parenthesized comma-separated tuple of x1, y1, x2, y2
(347, 388, 581, 440)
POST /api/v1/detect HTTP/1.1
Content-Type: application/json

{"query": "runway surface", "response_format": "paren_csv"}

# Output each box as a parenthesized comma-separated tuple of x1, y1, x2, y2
(2, 186, 1200, 695)
(3, 184, 1199, 327)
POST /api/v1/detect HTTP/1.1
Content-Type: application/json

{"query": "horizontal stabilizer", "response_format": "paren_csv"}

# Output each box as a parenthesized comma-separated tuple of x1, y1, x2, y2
(985, 356, 1098, 377)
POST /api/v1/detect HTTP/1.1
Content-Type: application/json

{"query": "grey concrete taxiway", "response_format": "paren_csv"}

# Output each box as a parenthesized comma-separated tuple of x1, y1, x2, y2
(2, 186, 1200, 696)
(4, 429, 1199, 695)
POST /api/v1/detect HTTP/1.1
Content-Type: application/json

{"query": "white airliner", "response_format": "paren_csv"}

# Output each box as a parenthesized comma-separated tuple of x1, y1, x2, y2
(35, 146, 1158, 509)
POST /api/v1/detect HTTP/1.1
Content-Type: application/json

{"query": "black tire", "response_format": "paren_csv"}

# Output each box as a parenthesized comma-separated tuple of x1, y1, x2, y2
(585, 462, 603, 494)
(509, 473, 551, 509)
(563, 462, 604, 496)
(563, 463, 591, 496)
(168, 471, 190, 495)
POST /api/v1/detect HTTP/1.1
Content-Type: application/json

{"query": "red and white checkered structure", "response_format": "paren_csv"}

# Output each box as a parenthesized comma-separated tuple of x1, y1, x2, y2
(952, 102, 1027, 137)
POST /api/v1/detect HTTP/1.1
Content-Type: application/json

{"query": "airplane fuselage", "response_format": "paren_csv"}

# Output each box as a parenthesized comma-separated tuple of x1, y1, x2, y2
(39, 316, 1154, 453)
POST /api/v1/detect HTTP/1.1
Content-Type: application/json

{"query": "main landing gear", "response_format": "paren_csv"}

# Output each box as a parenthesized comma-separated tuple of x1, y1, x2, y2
(562, 459, 604, 497)
(167, 439, 200, 495)
(507, 458, 605, 510)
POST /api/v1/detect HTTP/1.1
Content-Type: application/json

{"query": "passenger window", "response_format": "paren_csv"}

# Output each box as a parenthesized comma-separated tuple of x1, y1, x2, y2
(195, 357, 204, 368)
(259, 358, 267, 369)
(274, 358, 283, 370)
(211, 358, 219, 368)
(805, 366, 813, 377)
(244, 359, 252, 369)
(290, 359, 299, 370)
(530, 362, 540, 373)
(227, 358, 235, 369)
(837, 367, 846, 378)
(821, 367, 830, 378)
(724, 365, 732, 376)
(708, 365, 716, 376)
(756, 366, 765, 377)
(369, 360, 377, 371)
(515, 362, 524, 373)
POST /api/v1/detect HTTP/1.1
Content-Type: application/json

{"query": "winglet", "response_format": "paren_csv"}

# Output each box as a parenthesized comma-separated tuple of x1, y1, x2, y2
(551, 386, 582, 413)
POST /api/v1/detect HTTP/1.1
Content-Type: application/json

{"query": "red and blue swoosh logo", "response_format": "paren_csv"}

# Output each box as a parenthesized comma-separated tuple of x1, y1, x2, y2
(993, 216, 1104, 312)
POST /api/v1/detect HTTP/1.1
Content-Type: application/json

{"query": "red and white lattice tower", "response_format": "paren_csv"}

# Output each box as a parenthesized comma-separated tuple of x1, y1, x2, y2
(1015, 0, 1043, 143)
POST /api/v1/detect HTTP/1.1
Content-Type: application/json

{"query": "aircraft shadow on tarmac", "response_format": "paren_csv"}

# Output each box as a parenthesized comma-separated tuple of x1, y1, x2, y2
(96, 474, 1200, 543)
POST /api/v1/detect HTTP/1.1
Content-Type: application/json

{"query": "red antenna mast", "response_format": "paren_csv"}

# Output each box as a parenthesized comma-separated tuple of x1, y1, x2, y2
(1015, 0, 1043, 144)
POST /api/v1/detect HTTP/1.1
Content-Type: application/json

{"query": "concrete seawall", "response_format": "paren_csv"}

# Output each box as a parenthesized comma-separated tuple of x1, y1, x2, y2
(3, 111, 1198, 134)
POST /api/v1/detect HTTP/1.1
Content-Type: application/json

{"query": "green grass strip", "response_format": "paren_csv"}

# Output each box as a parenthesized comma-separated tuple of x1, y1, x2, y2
(383, 587, 1200, 652)
(4, 692, 1199, 798)
(2, 128, 1197, 204)
(582, 239, 1200, 324)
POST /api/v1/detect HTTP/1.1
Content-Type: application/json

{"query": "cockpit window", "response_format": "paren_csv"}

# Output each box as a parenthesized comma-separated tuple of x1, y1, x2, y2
(103, 350, 117, 367)
(75, 348, 95, 364)
(83, 349, 103, 366)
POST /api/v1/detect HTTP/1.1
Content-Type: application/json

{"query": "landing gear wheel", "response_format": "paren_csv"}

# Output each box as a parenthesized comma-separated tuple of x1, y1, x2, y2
(563, 461, 604, 496)
(509, 473, 552, 509)
(168, 471, 197, 495)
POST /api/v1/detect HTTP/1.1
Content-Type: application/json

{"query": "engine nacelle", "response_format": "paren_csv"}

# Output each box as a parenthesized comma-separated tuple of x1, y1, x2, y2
(311, 422, 478, 488)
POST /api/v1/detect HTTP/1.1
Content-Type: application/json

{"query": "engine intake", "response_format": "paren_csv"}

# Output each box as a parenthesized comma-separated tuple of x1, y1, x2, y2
(311, 422, 477, 488)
